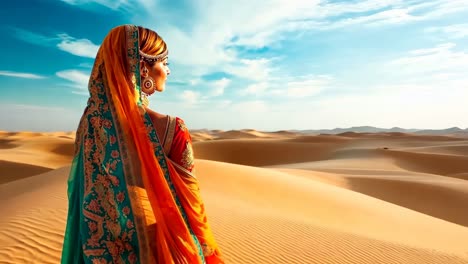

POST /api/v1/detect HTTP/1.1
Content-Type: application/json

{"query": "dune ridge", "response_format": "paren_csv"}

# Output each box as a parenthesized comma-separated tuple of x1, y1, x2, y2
(1, 130, 468, 263)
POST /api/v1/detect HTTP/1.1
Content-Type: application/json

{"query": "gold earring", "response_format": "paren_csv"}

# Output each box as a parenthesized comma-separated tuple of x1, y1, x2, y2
(141, 66, 155, 95)
(141, 93, 150, 107)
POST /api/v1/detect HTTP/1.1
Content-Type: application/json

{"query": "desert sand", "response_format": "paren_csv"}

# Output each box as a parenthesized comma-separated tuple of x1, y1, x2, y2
(1, 129, 468, 263)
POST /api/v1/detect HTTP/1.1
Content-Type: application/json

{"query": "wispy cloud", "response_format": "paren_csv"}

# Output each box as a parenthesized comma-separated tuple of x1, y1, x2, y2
(425, 23, 468, 39)
(3, 104, 66, 111)
(282, 75, 332, 98)
(10, 27, 56, 47)
(11, 28, 99, 59)
(389, 43, 468, 74)
(60, 0, 130, 10)
(209, 78, 230, 97)
(0, 70, 46, 79)
(61, 0, 468, 85)
(232, 100, 268, 113)
(56, 34, 99, 58)
(240, 75, 331, 98)
(179, 90, 200, 105)
(240, 82, 269, 96)
(225, 58, 276, 82)
(34, 0, 468, 130)
(56, 69, 90, 94)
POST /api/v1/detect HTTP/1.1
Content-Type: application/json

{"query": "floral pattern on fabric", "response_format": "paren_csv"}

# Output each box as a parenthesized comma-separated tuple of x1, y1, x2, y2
(170, 117, 196, 173)
(62, 25, 143, 264)
(177, 118, 187, 132)
(181, 141, 195, 170)
(78, 62, 139, 264)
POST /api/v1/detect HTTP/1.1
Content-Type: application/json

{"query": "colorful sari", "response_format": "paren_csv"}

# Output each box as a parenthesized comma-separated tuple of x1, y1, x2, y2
(61, 25, 223, 264)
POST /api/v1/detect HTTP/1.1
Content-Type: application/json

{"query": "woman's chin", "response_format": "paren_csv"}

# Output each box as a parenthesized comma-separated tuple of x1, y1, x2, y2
(157, 85, 166, 92)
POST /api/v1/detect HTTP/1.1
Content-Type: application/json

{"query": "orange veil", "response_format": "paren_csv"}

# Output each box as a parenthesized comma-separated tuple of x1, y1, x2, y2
(61, 24, 223, 264)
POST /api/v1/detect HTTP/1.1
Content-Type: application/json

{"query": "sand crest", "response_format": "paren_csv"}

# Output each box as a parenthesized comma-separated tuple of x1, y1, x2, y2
(1, 130, 468, 263)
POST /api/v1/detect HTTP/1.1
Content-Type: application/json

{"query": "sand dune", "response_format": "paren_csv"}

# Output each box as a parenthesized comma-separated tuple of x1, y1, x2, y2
(193, 138, 346, 166)
(1, 130, 468, 263)
(275, 168, 468, 227)
(0, 160, 52, 184)
(0, 132, 74, 173)
(379, 148, 468, 176)
(191, 132, 216, 141)
(215, 130, 270, 139)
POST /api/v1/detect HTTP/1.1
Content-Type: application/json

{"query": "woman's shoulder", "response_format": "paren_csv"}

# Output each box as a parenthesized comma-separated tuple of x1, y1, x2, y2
(174, 116, 190, 134)
(167, 116, 195, 172)
(145, 108, 167, 120)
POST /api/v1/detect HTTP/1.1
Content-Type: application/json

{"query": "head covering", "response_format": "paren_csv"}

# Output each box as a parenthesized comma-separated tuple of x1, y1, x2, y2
(61, 25, 223, 264)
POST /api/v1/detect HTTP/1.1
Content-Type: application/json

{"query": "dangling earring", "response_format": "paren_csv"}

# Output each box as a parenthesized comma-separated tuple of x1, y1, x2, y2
(141, 66, 156, 96)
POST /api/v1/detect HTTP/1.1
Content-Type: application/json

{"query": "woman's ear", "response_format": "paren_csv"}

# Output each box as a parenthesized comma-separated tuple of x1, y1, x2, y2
(140, 61, 148, 77)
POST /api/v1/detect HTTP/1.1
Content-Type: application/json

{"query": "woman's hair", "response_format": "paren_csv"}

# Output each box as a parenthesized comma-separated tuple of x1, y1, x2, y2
(138, 26, 167, 62)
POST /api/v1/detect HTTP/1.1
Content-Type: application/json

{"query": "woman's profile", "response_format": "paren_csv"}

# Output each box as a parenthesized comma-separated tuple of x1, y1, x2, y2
(61, 24, 224, 264)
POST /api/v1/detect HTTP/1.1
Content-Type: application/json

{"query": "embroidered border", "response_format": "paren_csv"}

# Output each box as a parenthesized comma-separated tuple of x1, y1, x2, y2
(169, 159, 196, 179)
(143, 114, 206, 263)
(80, 59, 141, 263)
(163, 115, 176, 155)
(121, 24, 152, 263)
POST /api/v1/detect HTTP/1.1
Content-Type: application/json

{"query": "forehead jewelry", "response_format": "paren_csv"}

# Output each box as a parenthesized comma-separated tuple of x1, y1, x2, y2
(139, 49, 168, 63)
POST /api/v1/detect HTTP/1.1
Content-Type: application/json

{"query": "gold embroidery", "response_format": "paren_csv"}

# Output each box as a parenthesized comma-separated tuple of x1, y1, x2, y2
(181, 141, 194, 170)
(177, 118, 187, 131)
(164, 116, 176, 155)
(202, 243, 215, 256)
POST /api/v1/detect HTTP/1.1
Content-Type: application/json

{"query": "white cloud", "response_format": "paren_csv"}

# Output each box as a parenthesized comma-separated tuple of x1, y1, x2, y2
(331, 0, 468, 28)
(60, 0, 468, 85)
(11, 27, 54, 47)
(230, 0, 468, 41)
(312, 77, 468, 130)
(414, 0, 468, 19)
(285, 76, 331, 98)
(57, 34, 99, 58)
(329, 8, 419, 29)
(233, 100, 268, 113)
(216, 100, 232, 109)
(190, 79, 201, 86)
(0, 70, 46, 79)
(60, 0, 130, 10)
(209, 77, 230, 97)
(225, 58, 276, 82)
(50, 0, 468, 131)
(56, 69, 90, 93)
(240, 82, 269, 96)
(389, 43, 468, 74)
(426, 23, 468, 39)
(180, 90, 200, 104)
(241, 75, 332, 98)
(12, 28, 100, 59)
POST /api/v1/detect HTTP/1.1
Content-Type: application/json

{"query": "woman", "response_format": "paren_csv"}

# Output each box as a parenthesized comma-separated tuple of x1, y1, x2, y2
(61, 24, 224, 264)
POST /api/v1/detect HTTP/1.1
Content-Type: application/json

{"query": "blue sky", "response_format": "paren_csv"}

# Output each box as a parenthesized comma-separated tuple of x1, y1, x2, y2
(1, 0, 467, 131)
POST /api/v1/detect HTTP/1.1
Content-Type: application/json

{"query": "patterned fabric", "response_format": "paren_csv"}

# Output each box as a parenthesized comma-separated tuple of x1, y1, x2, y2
(167, 118, 219, 258)
(61, 25, 224, 264)
(171, 117, 195, 172)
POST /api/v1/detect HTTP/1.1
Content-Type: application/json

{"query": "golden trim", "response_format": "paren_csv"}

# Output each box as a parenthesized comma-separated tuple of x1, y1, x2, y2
(163, 116, 176, 155)
(169, 159, 196, 179)
(181, 140, 194, 170)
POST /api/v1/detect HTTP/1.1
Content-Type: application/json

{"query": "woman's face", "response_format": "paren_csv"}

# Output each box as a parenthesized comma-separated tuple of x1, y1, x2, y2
(143, 57, 170, 92)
